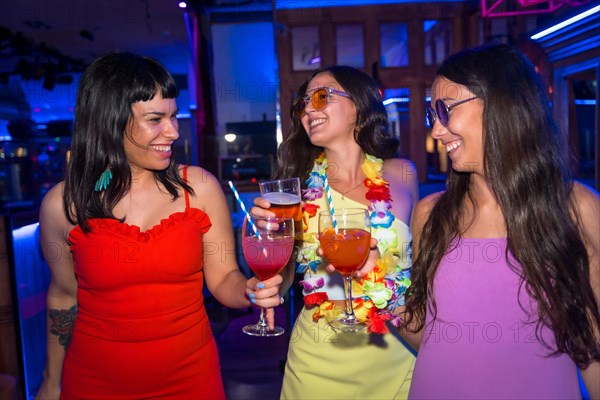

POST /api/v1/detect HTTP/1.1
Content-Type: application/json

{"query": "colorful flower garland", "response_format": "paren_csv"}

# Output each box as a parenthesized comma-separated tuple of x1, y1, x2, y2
(296, 152, 411, 334)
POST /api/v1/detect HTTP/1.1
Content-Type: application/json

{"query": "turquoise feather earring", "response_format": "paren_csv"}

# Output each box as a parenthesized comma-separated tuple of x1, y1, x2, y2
(94, 168, 113, 192)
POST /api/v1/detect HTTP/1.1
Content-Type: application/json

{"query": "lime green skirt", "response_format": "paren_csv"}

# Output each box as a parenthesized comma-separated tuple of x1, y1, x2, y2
(281, 306, 416, 399)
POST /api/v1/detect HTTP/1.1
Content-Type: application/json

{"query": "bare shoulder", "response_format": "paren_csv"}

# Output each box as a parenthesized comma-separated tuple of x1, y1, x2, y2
(181, 165, 226, 210)
(183, 165, 219, 192)
(410, 190, 443, 254)
(383, 158, 419, 223)
(39, 182, 72, 240)
(572, 181, 600, 212)
(383, 158, 417, 185)
(571, 182, 600, 241)
(40, 182, 66, 221)
(417, 190, 445, 208)
(41, 181, 64, 205)
(412, 191, 444, 230)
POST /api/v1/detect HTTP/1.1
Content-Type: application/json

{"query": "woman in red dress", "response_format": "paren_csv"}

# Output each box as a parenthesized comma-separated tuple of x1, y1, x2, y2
(36, 52, 283, 399)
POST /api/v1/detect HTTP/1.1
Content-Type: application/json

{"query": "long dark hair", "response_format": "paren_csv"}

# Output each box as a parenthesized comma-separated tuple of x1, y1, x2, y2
(405, 44, 600, 367)
(275, 65, 399, 181)
(64, 52, 192, 232)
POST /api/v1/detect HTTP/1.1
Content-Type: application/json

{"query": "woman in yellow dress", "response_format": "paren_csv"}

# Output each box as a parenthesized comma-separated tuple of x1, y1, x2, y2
(256, 66, 418, 399)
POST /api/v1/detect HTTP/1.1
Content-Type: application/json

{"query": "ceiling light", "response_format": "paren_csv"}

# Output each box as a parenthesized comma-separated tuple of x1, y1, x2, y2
(531, 5, 600, 40)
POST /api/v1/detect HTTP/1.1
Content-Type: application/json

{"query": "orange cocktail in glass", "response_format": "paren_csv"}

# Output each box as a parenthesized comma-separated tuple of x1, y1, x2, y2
(319, 228, 371, 275)
(318, 208, 371, 332)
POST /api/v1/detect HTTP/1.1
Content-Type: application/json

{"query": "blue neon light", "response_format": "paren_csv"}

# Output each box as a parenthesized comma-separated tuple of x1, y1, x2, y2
(383, 97, 410, 105)
(574, 99, 597, 106)
(531, 5, 600, 40)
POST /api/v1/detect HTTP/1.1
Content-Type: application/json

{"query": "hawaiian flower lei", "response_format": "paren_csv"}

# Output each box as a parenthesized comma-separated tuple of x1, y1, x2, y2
(296, 152, 411, 334)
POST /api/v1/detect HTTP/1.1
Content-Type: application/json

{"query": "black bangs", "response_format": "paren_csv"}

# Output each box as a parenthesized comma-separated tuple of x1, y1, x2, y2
(121, 54, 179, 104)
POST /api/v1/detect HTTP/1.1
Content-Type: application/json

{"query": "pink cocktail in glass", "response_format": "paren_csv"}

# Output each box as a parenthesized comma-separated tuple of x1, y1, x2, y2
(241, 215, 294, 337)
(242, 235, 294, 281)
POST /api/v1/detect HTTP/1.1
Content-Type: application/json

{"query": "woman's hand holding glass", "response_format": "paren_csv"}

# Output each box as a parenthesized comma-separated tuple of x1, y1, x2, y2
(258, 178, 302, 220)
(244, 274, 284, 330)
(251, 196, 277, 218)
(253, 178, 303, 239)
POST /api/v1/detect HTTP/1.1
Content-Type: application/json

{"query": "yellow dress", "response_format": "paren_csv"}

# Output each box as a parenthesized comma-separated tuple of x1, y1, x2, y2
(280, 187, 416, 400)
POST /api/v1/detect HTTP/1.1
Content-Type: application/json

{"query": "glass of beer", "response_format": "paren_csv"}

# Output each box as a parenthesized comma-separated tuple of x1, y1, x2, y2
(259, 178, 302, 235)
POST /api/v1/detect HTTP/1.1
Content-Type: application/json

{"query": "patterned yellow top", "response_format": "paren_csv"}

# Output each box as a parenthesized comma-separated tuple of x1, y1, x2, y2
(296, 153, 412, 334)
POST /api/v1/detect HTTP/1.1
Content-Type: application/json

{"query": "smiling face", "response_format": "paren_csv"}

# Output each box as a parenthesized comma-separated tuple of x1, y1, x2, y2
(300, 72, 357, 148)
(124, 92, 179, 172)
(430, 76, 484, 174)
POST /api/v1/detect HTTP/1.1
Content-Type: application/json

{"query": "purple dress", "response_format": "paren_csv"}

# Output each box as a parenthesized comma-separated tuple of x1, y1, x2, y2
(409, 238, 580, 399)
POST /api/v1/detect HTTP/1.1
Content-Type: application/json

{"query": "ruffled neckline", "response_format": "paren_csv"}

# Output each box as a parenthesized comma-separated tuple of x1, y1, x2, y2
(69, 207, 211, 244)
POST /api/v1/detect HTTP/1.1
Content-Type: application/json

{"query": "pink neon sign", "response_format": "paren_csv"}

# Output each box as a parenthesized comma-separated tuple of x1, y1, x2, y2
(481, 0, 591, 18)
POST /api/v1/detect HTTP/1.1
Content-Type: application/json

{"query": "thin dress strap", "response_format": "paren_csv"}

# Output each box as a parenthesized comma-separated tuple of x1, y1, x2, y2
(183, 165, 190, 210)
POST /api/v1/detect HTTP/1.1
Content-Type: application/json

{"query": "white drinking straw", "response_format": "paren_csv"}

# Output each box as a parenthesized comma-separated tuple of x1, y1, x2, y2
(323, 174, 338, 233)
(228, 181, 262, 240)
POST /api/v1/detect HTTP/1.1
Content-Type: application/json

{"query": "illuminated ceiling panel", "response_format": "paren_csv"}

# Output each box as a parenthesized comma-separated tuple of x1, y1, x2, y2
(530, 4, 600, 62)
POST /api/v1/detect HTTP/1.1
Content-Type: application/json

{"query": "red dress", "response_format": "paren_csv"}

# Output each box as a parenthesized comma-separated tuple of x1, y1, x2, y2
(62, 167, 226, 399)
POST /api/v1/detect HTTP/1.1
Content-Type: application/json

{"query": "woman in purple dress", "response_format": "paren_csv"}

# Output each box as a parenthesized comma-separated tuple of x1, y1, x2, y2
(404, 44, 600, 399)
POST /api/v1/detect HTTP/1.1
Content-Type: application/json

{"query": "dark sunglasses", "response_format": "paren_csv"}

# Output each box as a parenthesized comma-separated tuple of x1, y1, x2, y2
(426, 97, 479, 128)
(293, 87, 351, 118)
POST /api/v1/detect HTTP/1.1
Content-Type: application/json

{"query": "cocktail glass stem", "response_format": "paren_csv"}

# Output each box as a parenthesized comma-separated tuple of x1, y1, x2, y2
(256, 307, 268, 332)
(343, 275, 359, 323)
(243, 304, 285, 336)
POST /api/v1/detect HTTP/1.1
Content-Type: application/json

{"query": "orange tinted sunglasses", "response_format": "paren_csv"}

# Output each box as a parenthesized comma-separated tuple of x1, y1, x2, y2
(293, 87, 351, 118)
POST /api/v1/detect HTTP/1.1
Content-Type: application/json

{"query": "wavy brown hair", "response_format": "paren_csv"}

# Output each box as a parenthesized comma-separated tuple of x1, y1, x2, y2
(275, 65, 398, 181)
(64, 52, 192, 232)
(405, 44, 600, 367)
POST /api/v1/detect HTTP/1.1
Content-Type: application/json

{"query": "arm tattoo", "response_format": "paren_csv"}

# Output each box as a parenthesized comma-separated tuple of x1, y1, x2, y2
(48, 305, 78, 348)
